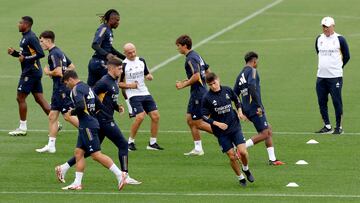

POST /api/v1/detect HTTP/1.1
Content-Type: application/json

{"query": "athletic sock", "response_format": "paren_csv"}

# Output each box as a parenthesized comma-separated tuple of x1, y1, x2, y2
(19, 120, 27, 131)
(238, 174, 245, 180)
(325, 124, 331, 129)
(61, 162, 70, 173)
(109, 164, 123, 182)
(74, 172, 83, 185)
(128, 137, 135, 144)
(242, 165, 249, 171)
(48, 136, 56, 148)
(194, 140, 203, 151)
(150, 137, 157, 145)
(245, 139, 254, 148)
(267, 147, 276, 161)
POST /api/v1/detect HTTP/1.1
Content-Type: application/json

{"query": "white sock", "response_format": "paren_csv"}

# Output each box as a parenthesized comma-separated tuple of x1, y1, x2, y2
(246, 139, 254, 148)
(19, 120, 27, 130)
(238, 174, 245, 180)
(194, 140, 203, 151)
(150, 137, 157, 145)
(128, 137, 135, 144)
(109, 164, 123, 182)
(74, 172, 83, 185)
(48, 136, 56, 148)
(242, 165, 249, 171)
(125, 99, 133, 114)
(61, 162, 70, 173)
(267, 147, 276, 161)
(325, 124, 331, 129)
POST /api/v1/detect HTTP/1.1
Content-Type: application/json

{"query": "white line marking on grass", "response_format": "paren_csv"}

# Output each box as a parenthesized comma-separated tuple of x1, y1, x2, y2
(1, 129, 360, 135)
(149, 0, 283, 73)
(0, 191, 360, 198)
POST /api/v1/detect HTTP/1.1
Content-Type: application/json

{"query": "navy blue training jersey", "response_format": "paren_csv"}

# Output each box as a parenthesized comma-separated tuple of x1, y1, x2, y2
(233, 66, 263, 117)
(11, 30, 44, 77)
(184, 50, 209, 95)
(202, 86, 242, 136)
(93, 74, 120, 122)
(70, 81, 100, 128)
(48, 46, 72, 92)
(91, 24, 125, 61)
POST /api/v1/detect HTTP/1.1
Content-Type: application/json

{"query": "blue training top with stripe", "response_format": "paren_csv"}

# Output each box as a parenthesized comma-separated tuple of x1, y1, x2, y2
(184, 50, 209, 95)
(48, 46, 72, 92)
(202, 86, 242, 136)
(93, 74, 120, 123)
(70, 81, 100, 128)
(11, 30, 45, 77)
(233, 66, 264, 117)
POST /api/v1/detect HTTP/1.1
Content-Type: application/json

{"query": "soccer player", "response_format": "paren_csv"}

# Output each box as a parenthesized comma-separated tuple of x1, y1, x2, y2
(87, 9, 126, 87)
(35, 30, 79, 153)
(202, 72, 254, 186)
(315, 16, 350, 135)
(175, 35, 212, 156)
(56, 59, 141, 185)
(119, 43, 163, 151)
(7, 16, 50, 136)
(61, 70, 126, 190)
(233, 51, 284, 166)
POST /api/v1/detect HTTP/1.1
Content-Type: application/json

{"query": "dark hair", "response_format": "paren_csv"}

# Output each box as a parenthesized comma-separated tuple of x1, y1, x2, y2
(100, 9, 119, 23)
(205, 72, 218, 83)
(107, 58, 122, 66)
(39, 30, 55, 42)
(244, 51, 258, 63)
(63, 70, 78, 82)
(22, 16, 33, 26)
(175, 35, 192, 49)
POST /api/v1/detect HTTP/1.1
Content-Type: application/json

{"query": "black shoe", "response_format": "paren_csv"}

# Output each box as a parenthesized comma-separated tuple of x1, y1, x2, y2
(315, 126, 332, 134)
(129, 113, 135, 118)
(239, 178, 247, 187)
(332, 128, 343, 135)
(146, 142, 164, 150)
(128, 142, 137, 151)
(242, 169, 255, 183)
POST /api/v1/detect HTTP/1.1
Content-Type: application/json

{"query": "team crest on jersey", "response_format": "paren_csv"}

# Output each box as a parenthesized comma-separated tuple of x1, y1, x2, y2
(225, 93, 230, 100)
(212, 100, 217, 106)
(112, 86, 115, 91)
(21, 38, 25, 44)
(24, 77, 29, 82)
(111, 122, 115, 127)
(195, 100, 199, 105)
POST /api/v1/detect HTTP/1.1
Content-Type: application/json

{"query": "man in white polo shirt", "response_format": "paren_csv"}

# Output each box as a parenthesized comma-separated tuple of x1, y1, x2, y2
(315, 16, 350, 135)
(119, 43, 164, 150)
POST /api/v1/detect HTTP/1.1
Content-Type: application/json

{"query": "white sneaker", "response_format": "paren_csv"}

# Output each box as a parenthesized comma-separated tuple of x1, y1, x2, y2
(55, 165, 66, 183)
(62, 183, 82, 190)
(126, 175, 142, 185)
(8, 128, 27, 136)
(35, 145, 56, 153)
(184, 149, 204, 156)
(118, 172, 127, 191)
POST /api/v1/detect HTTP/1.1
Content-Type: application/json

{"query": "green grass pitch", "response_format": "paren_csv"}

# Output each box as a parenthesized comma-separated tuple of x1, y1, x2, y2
(0, 0, 360, 202)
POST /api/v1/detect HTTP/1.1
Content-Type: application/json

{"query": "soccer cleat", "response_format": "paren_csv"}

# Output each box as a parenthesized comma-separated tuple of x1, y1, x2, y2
(62, 183, 82, 190)
(315, 126, 333, 134)
(128, 142, 137, 151)
(126, 175, 142, 185)
(146, 142, 164, 150)
(269, 160, 285, 166)
(128, 113, 135, 118)
(118, 172, 127, 191)
(35, 145, 56, 153)
(55, 165, 66, 183)
(239, 178, 247, 187)
(57, 122, 63, 132)
(183, 149, 204, 156)
(242, 169, 255, 183)
(8, 128, 27, 136)
(332, 128, 343, 135)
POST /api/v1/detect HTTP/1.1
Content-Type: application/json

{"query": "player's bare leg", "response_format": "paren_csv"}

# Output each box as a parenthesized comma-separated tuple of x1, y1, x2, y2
(184, 114, 204, 156)
(147, 110, 163, 150)
(33, 92, 50, 115)
(9, 93, 28, 136)
(128, 112, 146, 151)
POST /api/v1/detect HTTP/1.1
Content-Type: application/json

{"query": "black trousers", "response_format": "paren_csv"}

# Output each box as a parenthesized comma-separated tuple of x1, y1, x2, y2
(316, 77, 343, 128)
